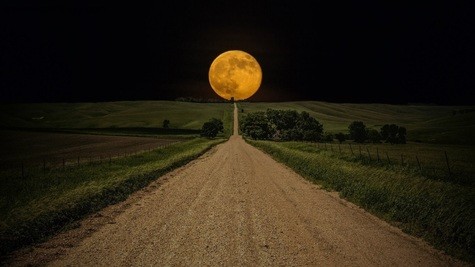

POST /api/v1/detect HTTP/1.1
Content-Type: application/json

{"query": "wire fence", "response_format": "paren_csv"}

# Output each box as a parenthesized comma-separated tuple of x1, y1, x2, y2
(2, 142, 179, 178)
(314, 142, 473, 186)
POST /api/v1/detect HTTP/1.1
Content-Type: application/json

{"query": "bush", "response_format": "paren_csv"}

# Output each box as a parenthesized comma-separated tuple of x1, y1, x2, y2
(367, 129, 381, 143)
(349, 121, 368, 143)
(241, 109, 324, 141)
(380, 124, 407, 144)
(240, 112, 274, 140)
(200, 118, 224, 138)
(335, 132, 346, 143)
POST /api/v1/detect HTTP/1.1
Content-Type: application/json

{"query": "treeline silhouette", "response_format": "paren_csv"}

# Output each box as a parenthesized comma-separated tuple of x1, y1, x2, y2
(241, 109, 407, 144)
(175, 97, 229, 103)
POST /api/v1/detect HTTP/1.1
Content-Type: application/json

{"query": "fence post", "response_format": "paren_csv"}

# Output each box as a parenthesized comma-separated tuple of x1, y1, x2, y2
(386, 152, 391, 164)
(444, 151, 451, 176)
(349, 143, 354, 156)
(416, 155, 422, 171)
(338, 144, 341, 154)
(366, 147, 371, 161)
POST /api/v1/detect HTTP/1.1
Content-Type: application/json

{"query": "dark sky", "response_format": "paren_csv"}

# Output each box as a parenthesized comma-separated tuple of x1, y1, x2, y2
(1, 1, 474, 104)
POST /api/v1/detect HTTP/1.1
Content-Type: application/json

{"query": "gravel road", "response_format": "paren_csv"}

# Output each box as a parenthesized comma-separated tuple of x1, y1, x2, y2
(7, 104, 464, 266)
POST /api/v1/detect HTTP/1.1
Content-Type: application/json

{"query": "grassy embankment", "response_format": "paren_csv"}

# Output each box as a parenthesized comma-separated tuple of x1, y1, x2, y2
(239, 101, 474, 262)
(0, 137, 226, 257)
(246, 140, 474, 263)
(0, 100, 234, 258)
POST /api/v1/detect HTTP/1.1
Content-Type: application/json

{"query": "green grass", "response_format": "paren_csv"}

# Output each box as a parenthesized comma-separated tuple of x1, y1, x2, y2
(9, 127, 202, 138)
(237, 101, 475, 145)
(0, 101, 234, 136)
(247, 139, 475, 263)
(295, 141, 475, 186)
(0, 137, 226, 257)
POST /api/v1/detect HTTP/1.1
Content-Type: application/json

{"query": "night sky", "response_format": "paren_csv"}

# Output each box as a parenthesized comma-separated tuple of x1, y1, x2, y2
(1, 1, 474, 104)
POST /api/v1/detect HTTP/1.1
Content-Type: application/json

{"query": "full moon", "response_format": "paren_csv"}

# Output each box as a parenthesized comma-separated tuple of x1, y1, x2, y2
(208, 50, 262, 100)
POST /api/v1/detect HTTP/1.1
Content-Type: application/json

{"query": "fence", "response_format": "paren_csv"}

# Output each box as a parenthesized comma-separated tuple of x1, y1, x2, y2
(4, 142, 178, 179)
(314, 142, 472, 186)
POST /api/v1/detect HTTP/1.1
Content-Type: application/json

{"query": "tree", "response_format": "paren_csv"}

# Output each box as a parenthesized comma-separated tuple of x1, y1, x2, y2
(240, 112, 274, 140)
(348, 121, 367, 143)
(380, 124, 407, 144)
(367, 129, 381, 143)
(335, 132, 346, 143)
(397, 126, 407, 144)
(323, 133, 333, 143)
(200, 118, 224, 138)
(265, 109, 323, 141)
(296, 111, 324, 142)
(266, 109, 299, 139)
(162, 119, 170, 129)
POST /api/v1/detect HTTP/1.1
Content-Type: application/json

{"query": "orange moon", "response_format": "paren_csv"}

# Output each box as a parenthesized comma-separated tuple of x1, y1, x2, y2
(208, 50, 262, 100)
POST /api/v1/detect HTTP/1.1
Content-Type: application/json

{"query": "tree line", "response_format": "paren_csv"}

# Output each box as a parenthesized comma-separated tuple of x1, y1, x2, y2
(236, 109, 407, 144)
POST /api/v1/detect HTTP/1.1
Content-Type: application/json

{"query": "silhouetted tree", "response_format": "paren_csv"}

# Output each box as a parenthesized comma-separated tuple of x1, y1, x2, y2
(380, 124, 407, 144)
(335, 132, 346, 143)
(323, 133, 334, 143)
(264, 109, 323, 141)
(296, 111, 324, 142)
(397, 126, 407, 144)
(200, 118, 224, 138)
(348, 121, 368, 143)
(367, 129, 381, 143)
(240, 112, 274, 140)
(163, 119, 170, 129)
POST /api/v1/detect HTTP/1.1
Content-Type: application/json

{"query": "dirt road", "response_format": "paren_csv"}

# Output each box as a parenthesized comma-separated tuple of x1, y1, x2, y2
(8, 104, 464, 266)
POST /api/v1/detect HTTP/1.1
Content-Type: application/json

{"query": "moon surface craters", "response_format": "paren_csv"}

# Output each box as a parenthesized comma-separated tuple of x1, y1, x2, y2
(208, 50, 262, 100)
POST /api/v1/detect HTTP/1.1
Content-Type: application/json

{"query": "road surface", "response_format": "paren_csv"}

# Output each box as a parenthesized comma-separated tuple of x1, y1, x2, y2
(8, 104, 463, 266)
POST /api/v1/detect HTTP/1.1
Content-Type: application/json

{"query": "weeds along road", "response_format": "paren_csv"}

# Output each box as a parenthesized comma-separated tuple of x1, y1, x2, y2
(9, 104, 464, 266)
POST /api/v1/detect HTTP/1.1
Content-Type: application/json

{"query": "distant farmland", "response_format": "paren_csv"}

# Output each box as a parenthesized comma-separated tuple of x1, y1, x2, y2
(238, 101, 475, 145)
(0, 130, 179, 169)
(0, 101, 234, 136)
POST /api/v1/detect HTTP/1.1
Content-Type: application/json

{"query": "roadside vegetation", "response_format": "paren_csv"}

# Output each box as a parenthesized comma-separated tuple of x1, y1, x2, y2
(246, 140, 474, 262)
(0, 100, 234, 259)
(237, 101, 475, 145)
(238, 102, 474, 263)
(0, 137, 226, 257)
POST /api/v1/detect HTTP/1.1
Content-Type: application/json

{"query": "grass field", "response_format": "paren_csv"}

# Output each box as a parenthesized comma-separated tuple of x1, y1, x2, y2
(294, 141, 475, 186)
(0, 101, 234, 136)
(1, 100, 473, 261)
(0, 130, 180, 168)
(0, 137, 226, 257)
(237, 101, 475, 145)
(0, 101, 233, 257)
(247, 139, 475, 263)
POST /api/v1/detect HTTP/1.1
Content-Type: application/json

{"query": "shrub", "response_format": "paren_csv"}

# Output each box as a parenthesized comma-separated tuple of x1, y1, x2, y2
(200, 118, 224, 138)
